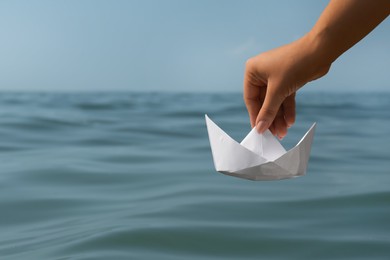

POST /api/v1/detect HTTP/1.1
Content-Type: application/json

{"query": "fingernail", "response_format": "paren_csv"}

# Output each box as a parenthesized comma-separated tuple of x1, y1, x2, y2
(256, 120, 267, 133)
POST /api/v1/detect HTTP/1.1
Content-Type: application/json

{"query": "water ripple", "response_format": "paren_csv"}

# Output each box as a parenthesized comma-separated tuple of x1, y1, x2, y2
(1, 92, 390, 260)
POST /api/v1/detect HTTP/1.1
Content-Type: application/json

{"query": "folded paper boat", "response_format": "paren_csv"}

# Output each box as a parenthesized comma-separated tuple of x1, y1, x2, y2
(205, 115, 316, 181)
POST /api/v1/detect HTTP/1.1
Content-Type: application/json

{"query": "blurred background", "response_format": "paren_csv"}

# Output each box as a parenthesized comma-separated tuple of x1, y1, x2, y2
(0, 0, 389, 92)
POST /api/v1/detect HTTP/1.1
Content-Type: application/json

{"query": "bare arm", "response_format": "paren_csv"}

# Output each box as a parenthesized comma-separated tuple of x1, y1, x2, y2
(244, 0, 390, 138)
(312, 0, 390, 64)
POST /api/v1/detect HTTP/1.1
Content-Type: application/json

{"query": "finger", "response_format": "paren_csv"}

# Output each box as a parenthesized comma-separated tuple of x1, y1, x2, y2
(255, 82, 284, 133)
(274, 108, 288, 139)
(243, 95, 261, 129)
(269, 121, 276, 136)
(243, 59, 266, 128)
(282, 93, 296, 128)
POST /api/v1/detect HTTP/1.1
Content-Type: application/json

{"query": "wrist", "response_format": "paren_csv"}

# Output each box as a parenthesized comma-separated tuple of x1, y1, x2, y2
(305, 28, 338, 65)
(298, 32, 333, 82)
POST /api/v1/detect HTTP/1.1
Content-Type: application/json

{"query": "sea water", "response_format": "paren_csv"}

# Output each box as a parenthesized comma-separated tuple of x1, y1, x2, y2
(0, 91, 389, 259)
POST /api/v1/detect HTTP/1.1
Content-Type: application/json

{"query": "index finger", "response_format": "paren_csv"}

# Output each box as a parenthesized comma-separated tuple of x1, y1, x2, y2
(243, 60, 265, 128)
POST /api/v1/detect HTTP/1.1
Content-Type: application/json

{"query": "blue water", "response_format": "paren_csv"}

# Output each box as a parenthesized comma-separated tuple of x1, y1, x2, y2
(0, 92, 389, 259)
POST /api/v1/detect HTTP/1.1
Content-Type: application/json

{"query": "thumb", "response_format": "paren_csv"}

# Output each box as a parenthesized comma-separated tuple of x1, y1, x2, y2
(255, 84, 284, 133)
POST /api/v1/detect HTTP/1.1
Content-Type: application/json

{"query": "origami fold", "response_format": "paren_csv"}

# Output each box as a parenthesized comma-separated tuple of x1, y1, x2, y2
(205, 115, 316, 181)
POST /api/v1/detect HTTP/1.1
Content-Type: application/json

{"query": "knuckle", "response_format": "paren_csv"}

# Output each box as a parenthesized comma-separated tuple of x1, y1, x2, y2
(243, 95, 257, 104)
(245, 56, 263, 72)
(245, 57, 254, 68)
(243, 96, 251, 106)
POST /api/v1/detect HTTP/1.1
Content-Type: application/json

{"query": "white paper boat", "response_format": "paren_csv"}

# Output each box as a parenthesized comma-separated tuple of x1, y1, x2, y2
(205, 115, 316, 181)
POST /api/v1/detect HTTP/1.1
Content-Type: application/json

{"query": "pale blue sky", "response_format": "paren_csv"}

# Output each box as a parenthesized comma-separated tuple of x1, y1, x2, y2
(0, 0, 389, 92)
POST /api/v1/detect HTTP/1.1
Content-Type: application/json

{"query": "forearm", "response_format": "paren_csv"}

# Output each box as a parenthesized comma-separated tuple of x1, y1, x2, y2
(308, 0, 390, 65)
(244, 0, 389, 135)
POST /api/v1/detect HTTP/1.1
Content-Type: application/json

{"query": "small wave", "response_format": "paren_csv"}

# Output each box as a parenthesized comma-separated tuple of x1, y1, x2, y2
(75, 101, 134, 111)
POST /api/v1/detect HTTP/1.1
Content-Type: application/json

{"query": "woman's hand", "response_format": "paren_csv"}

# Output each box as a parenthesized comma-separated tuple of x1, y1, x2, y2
(244, 34, 331, 139)
(244, 0, 389, 139)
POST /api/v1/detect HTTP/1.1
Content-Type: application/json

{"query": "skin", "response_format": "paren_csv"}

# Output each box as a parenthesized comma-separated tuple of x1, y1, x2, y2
(244, 0, 390, 139)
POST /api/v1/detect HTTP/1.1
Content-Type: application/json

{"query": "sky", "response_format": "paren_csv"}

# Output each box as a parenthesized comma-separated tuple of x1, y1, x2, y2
(0, 0, 389, 92)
